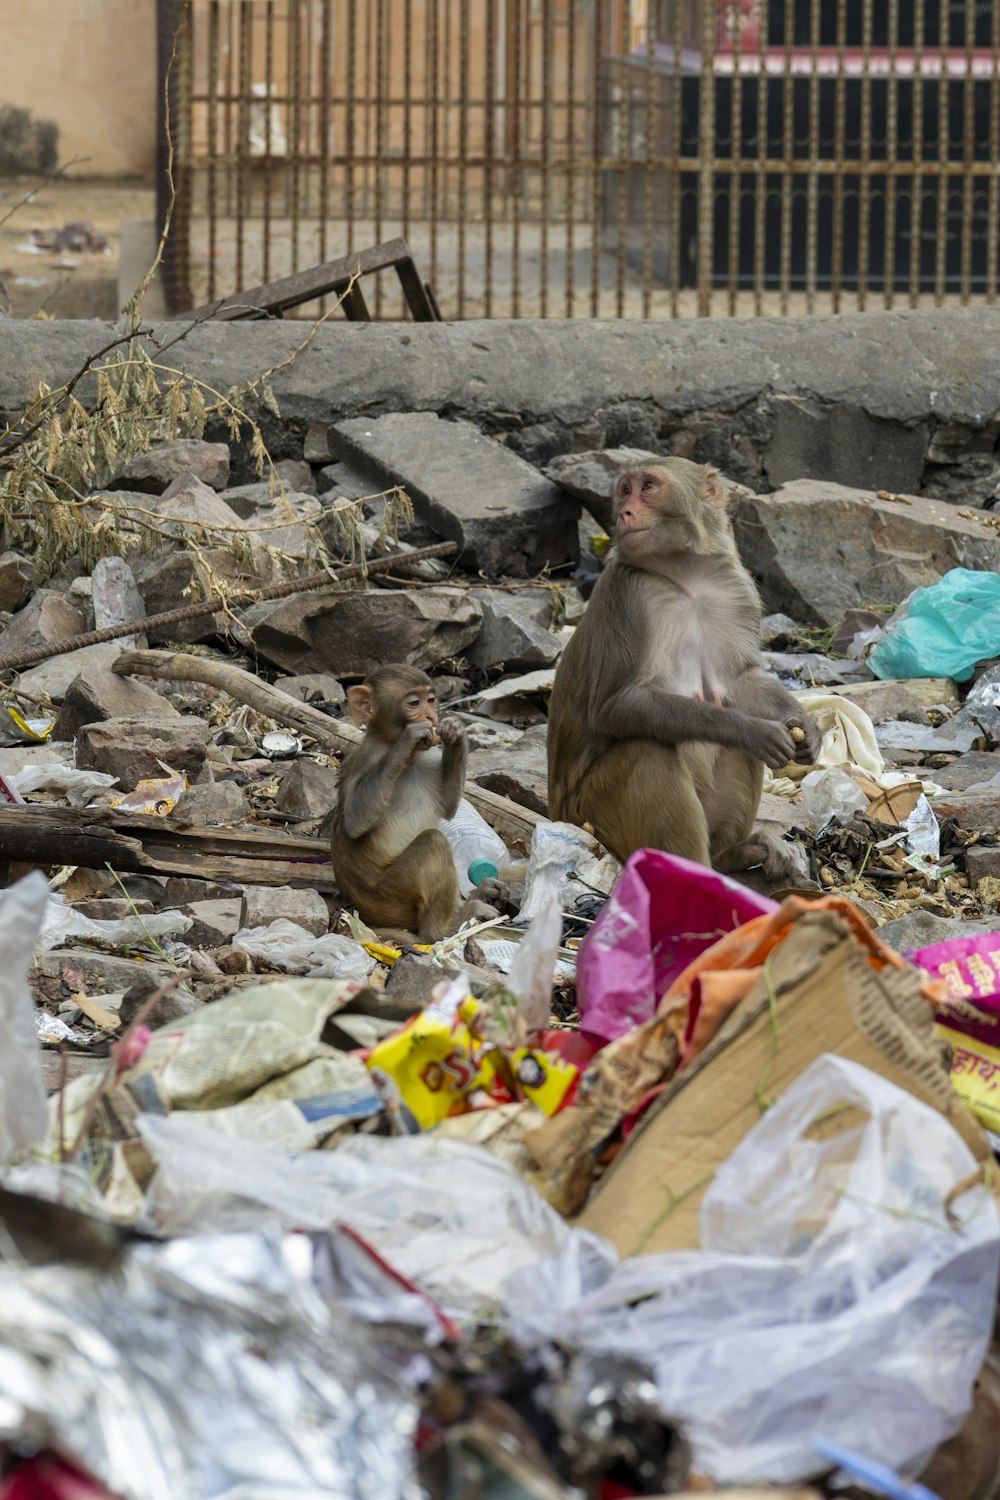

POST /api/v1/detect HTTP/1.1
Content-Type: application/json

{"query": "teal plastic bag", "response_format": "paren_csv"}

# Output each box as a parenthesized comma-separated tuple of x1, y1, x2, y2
(868, 568, 1000, 682)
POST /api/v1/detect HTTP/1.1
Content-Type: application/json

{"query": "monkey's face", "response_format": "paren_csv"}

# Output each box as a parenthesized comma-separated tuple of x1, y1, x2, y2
(395, 682, 440, 748)
(614, 468, 690, 559)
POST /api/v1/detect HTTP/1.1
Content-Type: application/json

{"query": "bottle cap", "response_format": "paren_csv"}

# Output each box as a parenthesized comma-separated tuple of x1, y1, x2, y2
(468, 858, 499, 887)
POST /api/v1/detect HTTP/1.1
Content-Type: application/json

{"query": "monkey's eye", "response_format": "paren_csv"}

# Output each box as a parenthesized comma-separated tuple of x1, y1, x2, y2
(642, 479, 656, 491)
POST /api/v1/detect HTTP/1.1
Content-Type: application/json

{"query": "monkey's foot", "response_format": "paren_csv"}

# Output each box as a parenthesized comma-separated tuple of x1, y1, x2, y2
(714, 832, 813, 892)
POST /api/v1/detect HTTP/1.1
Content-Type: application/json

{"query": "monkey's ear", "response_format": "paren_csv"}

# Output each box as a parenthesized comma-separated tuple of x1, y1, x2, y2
(702, 468, 727, 509)
(346, 684, 375, 726)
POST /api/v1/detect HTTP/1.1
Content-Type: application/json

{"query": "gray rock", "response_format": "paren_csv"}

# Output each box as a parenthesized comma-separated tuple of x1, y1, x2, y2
(129, 549, 236, 645)
(52, 666, 179, 741)
(384, 953, 453, 1005)
(877, 719, 980, 754)
(765, 398, 929, 493)
(172, 780, 248, 828)
(153, 474, 246, 537)
(91, 556, 148, 649)
(182, 898, 242, 947)
(30, 948, 176, 999)
(930, 786, 1000, 833)
(544, 447, 657, 531)
(731, 481, 1000, 626)
(763, 651, 874, 687)
(0, 591, 84, 659)
(75, 716, 212, 789)
(933, 751, 1000, 791)
(303, 423, 333, 463)
(240, 885, 329, 937)
(243, 587, 482, 676)
(71, 898, 154, 920)
(465, 589, 561, 670)
(275, 760, 340, 820)
(965, 846, 1000, 886)
(20, 641, 133, 703)
(275, 673, 346, 707)
(110, 439, 230, 494)
(164, 876, 244, 904)
(827, 677, 961, 726)
(275, 458, 317, 496)
(0, 552, 33, 613)
(760, 613, 805, 647)
(875, 911, 1000, 953)
(329, 413, 580, 577)
(468, 724, 549, 815)
(119, 974, 200, 1027)
(316, 459, 384, 503)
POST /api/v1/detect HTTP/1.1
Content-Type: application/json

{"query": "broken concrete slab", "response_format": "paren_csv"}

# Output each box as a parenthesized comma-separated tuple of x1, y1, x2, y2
(239, 884, 329, 937)
(75, 716, 212, 789)
(51, 666, 179, 742)
(329, 413, 580, 577)
(731, 480, 1000, 626)
(243, 587, 482, 677)
(110, 439, 231, 494)
(827, 677, 961, 726)
(172, 780, 249, 828)
(465, 589, 561, 671)
(274, 760, 340, 820)
(544, 447, 657, 531)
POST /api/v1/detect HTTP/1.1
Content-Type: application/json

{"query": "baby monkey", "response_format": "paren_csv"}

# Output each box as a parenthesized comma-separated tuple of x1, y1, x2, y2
(331, 664, 467, 941)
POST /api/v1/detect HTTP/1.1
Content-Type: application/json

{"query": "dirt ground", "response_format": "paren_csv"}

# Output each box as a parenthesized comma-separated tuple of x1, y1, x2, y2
(0, 176, 154, 320)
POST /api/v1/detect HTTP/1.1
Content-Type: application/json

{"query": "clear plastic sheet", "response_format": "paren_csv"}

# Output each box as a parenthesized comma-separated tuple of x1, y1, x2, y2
(0, 1229, 418, 1500)
(232, 921, 375, 980)
(506, 1056, 1000, 1485)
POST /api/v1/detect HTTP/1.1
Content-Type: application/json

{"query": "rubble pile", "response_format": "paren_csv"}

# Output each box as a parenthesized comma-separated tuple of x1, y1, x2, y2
(0, 427, 999, 1499)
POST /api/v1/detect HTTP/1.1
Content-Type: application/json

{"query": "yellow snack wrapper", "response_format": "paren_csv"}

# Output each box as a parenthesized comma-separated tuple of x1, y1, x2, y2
(366, 981, 489, 1130)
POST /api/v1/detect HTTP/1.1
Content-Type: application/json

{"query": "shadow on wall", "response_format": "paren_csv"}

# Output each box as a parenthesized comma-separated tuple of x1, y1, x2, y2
(0, 105, 58, 177)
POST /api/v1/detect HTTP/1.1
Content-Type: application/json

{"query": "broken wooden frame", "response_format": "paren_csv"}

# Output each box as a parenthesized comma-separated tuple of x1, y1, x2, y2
(173, 237, 441, 323)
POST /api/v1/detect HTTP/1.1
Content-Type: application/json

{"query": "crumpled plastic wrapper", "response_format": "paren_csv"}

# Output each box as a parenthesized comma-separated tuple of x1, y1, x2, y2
(0, 1227, 418, 1500)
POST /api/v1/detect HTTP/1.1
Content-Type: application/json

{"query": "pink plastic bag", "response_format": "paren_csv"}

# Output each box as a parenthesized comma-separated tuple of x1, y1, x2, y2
(575, 848, 778, 1048)
(908, 929, 1000, 1132)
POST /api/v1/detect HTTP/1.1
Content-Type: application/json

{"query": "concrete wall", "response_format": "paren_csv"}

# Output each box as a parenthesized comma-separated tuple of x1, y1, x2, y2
(2, 308, 999, 505)
(0, 0, 156, 176)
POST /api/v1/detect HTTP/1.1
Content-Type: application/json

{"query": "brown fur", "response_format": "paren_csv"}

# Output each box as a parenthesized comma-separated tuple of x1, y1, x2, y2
(547, 458, 820, 877)
(331, 665, 467, 940)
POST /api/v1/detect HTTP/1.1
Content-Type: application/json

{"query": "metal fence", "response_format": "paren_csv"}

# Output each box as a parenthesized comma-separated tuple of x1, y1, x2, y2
(164, 0, 1000, 320)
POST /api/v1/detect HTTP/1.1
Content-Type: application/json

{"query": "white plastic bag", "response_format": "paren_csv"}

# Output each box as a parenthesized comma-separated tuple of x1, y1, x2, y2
(506, 1055, 1000, 1485)
(232, 920, 375, 980)
(39, 896, 192, 951)
(518, 820, 620, 922)
(799, 767, 869, 832)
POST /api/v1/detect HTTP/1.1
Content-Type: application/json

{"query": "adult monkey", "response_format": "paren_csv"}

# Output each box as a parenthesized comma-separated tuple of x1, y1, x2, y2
(331, 664, 467, 940)
(547, 457, 820, 878)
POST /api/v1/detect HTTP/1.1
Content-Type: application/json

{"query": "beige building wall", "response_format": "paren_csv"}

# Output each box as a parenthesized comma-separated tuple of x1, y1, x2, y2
(0, 0, 157, 176)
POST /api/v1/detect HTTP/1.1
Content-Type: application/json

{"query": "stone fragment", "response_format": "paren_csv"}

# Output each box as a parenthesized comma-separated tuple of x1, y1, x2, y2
(239, 885, 329, 937)
(118, 974, 200, 1027)
(465, 589, 561, 670)
(275, 458, 317, 496)
(71, 898, 154, 920)
(30, 948, 175, 998)
(130, 549, 266, 645)
(75, 716, 212, 789)
(19, 642, 128, 704)
(761, 613, 806, 647)
(172, 780, 248, 828)
(304, 423, 333, 463)
(0, 591, 84, 659)
(764, 398, 929, 493)
(0, 552, 33, 613)
(243, 587, 482, 676)
(544, 447, 657, 531)
(275, 672, 346, 707)
(875, 911, 1000, 951)
(469, 725, 549, 815)
(763, 651, 873, 687)
(110, 439, 230, 493)
(731, 480, 1000, 626)
(91, 555, 148, 649)
(182, 898, 242, 947)
(52, 667, 179, 741)
(827, 677, 961, 726)
(933, 751, 1000, 791)
(153, 474, 246, 538)
(330, 412, 580, 577)
(384, 953, 454, 1005)
(965, 847, 1000, 886)
(164, 876, 243, 904)
(275, 760, 340, 820)
(930, 787, 1000, 834)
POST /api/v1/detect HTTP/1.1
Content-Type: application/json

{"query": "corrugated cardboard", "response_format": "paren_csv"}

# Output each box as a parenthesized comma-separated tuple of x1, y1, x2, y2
(577, 909, 989, 1258)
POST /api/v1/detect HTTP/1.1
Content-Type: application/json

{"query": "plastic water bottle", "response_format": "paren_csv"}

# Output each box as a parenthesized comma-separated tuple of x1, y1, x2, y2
(439, 799, 510, 896)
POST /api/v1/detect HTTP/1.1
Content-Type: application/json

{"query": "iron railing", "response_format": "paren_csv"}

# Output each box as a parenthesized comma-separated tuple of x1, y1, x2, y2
(162, 0, 1000, 320)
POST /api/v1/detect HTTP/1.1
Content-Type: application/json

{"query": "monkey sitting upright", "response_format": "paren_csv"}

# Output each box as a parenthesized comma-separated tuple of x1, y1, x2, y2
(547, 457, 821, 880)
(331, 664, 468, 941)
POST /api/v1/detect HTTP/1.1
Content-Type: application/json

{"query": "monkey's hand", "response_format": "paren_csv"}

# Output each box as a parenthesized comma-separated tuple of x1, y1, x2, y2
(746, 718, 799, 772)
(438, 717, 466, 749)
(785, 713, 822, 765)
(402, 721, 436, 760)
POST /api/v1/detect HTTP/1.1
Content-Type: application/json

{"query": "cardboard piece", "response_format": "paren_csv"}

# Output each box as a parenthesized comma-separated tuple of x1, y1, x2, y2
(577, 909, 989, 1259)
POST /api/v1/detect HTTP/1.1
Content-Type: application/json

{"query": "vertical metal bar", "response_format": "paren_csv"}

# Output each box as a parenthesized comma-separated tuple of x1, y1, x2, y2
(346, 0, 357, 251)
(235, 0, 251, 291)
(614, 0, 629, 318)
(753, 0, 767, 316)
(539, 0, 553, 317)
(935, 0, 950, 304)
(857, 0, 873, 310)
(589, 0, 604, 318)
(374, 0, 387, 316)
(779, 0, 794, 314)
(290, 0, 302, 275)
(262, 1, 275, 283)
(511, 0, 522, 317)
(403, 0, 413, 245)
(960, 0, 975, 304)
(727, 2, 744, 317)
(318, 0, 332, 276)
(429, 0, 441, 295)
(641, 0, 655, 318)
(176, 0, 193, 310)
(909, 0, 925, 306)
(696, 0, 716, 316)
(805, 0, 820, 314)
(884, 0, 899, 308)
(484, 0, 496, 316)
(156, 0, 185, 314)
(989, 0, 1000, 302)
(831, 0, 847, 314)
(458, 0, 470, 317)
(564, 0, 577, 316)
(206, 0, 219, 301)
(224, 0, 235, 215)
(671, 0, 683, 318)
